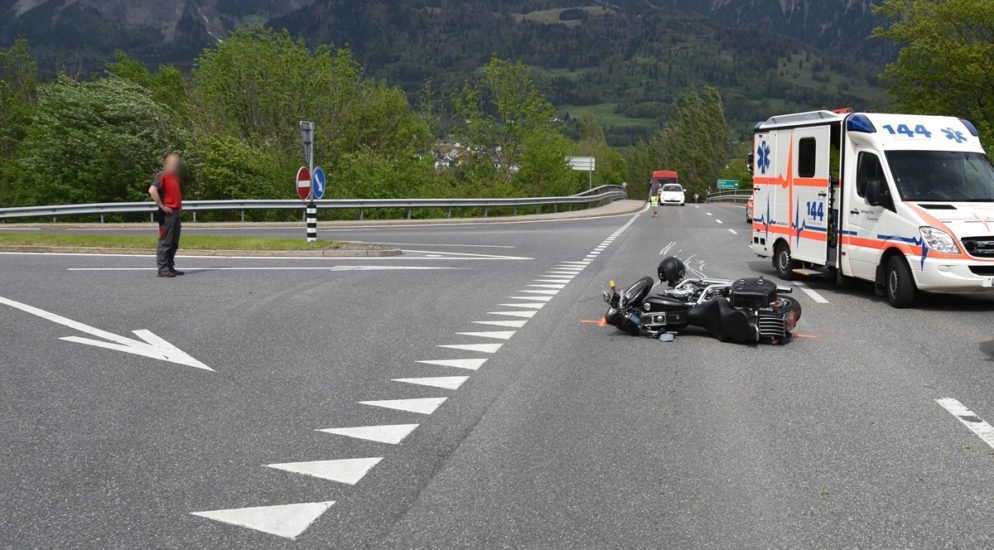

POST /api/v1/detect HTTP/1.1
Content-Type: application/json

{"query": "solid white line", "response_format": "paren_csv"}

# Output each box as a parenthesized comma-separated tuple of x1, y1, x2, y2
(935, 398, 994, 449)
(498, 303, 544, 309)
(528, 284, 567, 289)
(510, 296, 553, 302)
(348, 241, 515, 249)
(400, 249, 532, 260)
(792, 281, 830, 304)
(534, 279, 572, 284)
(519, 289, 559, 295)
(68, 266, 460, 272)
(728, 229, 739, 235)
(487, 311, 537, 319)
(4, 252, 519, 262)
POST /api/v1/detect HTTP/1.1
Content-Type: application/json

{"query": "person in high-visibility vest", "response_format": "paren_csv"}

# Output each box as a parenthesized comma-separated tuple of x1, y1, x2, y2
(649, 179, 661, 217)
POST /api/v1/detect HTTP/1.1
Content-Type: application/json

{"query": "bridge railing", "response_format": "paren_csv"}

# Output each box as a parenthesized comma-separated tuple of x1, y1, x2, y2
(0, 185, 629, 222)
(705, 188, 752, 204)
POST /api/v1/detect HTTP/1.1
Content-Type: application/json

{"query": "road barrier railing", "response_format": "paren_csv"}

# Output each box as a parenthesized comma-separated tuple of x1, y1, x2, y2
(0, 185, 629, 222)
(706, 188, 752, 204)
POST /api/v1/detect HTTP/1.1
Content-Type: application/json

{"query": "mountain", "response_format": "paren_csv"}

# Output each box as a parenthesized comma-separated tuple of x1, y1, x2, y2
(0, 1, 890, 145)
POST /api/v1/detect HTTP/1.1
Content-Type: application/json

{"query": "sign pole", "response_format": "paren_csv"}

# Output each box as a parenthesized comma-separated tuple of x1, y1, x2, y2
(300, 121, 316, 242)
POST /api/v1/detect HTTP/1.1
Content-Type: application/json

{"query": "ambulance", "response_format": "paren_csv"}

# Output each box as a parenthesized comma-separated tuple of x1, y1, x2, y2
(748, 110, 994, 307)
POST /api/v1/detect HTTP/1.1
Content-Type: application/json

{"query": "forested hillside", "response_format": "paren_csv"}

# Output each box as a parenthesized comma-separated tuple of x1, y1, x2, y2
(1, 0, 886, 145)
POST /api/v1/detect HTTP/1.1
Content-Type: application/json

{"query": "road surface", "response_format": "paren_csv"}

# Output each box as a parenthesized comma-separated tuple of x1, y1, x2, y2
(2, 204, 994, 548)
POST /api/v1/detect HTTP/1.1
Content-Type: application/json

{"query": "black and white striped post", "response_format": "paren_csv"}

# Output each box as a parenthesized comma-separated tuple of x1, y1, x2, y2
(306, 200, 318, 243)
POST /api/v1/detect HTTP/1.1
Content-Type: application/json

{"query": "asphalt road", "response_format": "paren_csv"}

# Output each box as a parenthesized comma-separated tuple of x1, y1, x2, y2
(2, 204, 994, 549)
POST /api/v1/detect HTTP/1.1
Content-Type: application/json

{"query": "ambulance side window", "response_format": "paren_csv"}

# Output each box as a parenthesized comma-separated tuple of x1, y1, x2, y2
(856, 152, 884, 198)
(798, 138, 817, 178)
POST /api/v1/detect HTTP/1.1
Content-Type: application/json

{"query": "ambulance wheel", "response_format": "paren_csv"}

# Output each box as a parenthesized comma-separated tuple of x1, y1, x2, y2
(774, 242, 797, 280)
(886, 256, 917, 308)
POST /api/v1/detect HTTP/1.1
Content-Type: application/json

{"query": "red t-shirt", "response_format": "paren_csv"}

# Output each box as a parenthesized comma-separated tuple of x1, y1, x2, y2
(154, 173, 183, 209)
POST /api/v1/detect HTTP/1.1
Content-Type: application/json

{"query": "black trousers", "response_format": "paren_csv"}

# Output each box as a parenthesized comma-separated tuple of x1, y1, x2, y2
(157, 209, 181, 273)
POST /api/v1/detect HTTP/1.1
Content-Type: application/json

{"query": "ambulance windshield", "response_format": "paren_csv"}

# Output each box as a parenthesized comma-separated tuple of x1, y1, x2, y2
(886, 151, 994, 202)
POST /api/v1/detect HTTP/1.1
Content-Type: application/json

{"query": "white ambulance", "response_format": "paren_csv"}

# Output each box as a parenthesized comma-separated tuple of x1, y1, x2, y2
(749, 110, 994, 307)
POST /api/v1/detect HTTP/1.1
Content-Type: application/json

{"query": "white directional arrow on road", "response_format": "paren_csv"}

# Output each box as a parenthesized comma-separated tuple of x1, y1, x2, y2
(0, 296, 211, 371)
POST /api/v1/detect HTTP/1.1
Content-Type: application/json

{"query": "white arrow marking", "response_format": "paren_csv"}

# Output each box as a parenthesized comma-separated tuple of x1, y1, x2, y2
(488, 311, 536, 319)
(266, 458, 381, 485)
(417, 358, 489, 370)
(360, 397, 447, 415)
(474, 320, 528, 328)
(317, 424, 419, 444)
(191, 501, 334, 540)
(456, 331, 516, 340)
(0, 296, 211, 371)
(393, 376, 469, 390)
(438, 343, 503, 353)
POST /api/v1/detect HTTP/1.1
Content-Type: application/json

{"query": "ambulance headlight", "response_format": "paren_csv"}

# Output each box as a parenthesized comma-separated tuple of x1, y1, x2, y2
(919, 226, 960, 254)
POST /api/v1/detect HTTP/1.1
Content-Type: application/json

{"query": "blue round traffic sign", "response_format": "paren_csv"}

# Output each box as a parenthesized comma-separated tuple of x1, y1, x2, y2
(311, 167, 326, 200)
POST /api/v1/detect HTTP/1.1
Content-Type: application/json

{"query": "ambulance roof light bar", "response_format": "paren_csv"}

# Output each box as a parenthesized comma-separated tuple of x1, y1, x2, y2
(846, 114, 877, 134)
(961, 119, 979, 137)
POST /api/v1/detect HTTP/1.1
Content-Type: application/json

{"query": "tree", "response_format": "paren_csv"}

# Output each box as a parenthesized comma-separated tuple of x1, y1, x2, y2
(107, 51, 190, 118)
(874, 0, 994, 149)
(0, 39, 37, 158)
(12, 76, 190, 206)
(191, 26, 431, 198)
(455, 56, 558, 182)
(624, 86, 730, 198)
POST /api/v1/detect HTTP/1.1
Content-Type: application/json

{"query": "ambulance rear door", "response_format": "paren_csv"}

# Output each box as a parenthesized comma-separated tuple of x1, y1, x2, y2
(789, 125, 832, 265)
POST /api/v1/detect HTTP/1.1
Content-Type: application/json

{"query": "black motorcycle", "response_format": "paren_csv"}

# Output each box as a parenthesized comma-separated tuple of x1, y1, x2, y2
(602, 257, 802, 344)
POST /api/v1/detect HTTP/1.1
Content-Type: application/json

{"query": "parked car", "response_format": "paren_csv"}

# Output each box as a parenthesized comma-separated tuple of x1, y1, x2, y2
(660, 184, 686, 206)
(746, 196, 754, 223)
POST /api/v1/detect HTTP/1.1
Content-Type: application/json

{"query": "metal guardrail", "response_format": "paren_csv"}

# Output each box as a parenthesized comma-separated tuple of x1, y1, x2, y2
(706, 188, 752, 204)
(0, 185, 629, 222)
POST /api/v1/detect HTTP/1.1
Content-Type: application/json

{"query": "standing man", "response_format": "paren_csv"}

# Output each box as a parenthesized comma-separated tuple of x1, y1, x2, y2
(149, 154, 184, 278)
(649, 178, 661, 217)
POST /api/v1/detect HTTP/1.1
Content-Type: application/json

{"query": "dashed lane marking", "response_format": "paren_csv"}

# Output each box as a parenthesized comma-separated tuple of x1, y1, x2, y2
(498, 303, 544, 310)
(715, 219, 724, 225)
(935, 398, 994, 449)
(527, 284, 567, 289)
(317, 424, 419, 444)
(474, 319, 528, 329)
(519, 289, 559, 295)
(793, 281, 830, 304)
(265, 458, 382, 486)
(392, 376, 469, 390)
(509, 295, 554, 302)
(728, 229, 738, 235)
(416, 358, 489, 370)
(438, 343, 504, 353)
(487, 311, 537, 319)
(359, 397, 447, 415)
(455, 331, 516, 340)
(191, 502, 335, 541)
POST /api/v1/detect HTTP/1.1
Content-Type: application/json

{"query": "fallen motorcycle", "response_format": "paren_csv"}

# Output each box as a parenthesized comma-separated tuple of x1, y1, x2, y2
(602, 257, 802, 344)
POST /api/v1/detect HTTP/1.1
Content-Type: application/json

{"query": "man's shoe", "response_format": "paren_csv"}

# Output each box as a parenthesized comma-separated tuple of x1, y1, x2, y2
(170, 269, 185, 276)
(158, 271, 176, 278)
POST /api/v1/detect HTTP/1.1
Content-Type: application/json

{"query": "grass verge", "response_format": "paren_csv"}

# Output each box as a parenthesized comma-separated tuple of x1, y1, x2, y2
(0, 233, 355, 251)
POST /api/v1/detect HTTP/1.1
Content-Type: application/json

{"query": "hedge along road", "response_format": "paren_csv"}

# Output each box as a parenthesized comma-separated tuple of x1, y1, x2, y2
(2, 203, 994, 548)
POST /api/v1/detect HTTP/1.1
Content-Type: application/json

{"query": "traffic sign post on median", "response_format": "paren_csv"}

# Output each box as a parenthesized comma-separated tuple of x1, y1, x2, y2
(298, 121, 323, 243)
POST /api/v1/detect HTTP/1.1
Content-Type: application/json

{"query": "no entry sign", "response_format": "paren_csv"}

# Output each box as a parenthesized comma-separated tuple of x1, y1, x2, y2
(296, 166, 311, 201)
